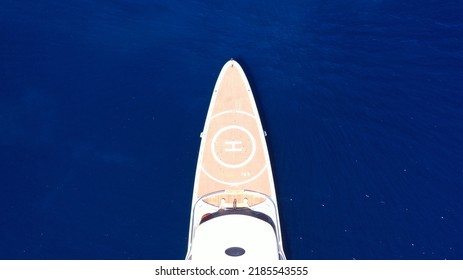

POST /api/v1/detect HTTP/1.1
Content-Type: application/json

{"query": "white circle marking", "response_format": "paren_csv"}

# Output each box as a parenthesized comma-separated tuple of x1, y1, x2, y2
(211, 125, 256, 169)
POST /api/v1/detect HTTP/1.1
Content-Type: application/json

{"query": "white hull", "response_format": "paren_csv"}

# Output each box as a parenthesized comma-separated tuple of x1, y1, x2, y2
(186, 60, 285, 260)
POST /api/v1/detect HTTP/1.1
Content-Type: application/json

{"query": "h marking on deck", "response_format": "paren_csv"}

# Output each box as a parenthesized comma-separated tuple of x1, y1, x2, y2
(224, 141, 243, 152)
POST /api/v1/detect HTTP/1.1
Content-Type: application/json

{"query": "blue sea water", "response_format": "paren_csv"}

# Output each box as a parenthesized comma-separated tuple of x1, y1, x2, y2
(1, 0, 462, 260)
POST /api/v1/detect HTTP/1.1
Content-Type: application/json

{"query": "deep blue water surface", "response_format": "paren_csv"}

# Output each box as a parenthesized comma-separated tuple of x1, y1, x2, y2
(1, 0, 462, 259)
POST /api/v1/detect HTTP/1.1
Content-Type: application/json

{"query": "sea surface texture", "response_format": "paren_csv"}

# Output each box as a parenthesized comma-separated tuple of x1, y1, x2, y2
(1, 0, 462, 259)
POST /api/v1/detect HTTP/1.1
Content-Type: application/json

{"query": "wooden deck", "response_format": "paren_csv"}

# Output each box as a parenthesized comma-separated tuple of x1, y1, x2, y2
(194, 60, 274, 207)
